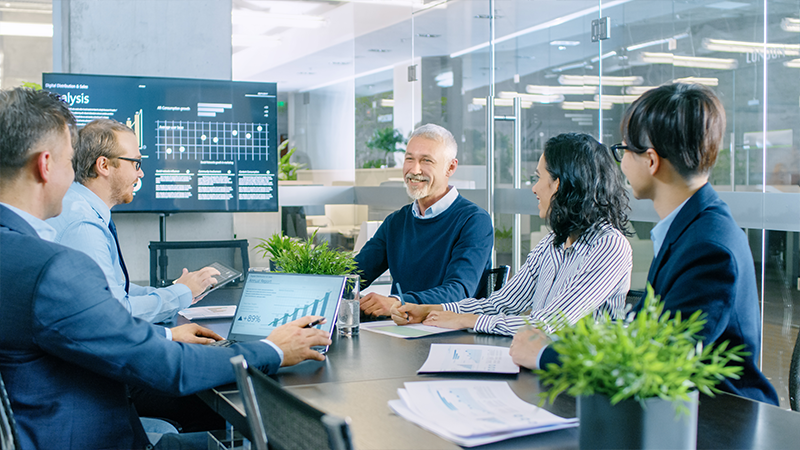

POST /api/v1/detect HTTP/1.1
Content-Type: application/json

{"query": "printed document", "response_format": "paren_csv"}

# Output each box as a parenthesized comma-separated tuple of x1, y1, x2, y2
(418, 344, 520, 374)
(178, 305, 237, 320)
(360, 320, 462, 339)
(388, 380, 577, 447)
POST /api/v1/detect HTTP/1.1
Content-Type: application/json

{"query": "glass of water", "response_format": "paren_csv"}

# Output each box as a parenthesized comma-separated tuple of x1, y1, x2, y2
(338, 274, 360, 337)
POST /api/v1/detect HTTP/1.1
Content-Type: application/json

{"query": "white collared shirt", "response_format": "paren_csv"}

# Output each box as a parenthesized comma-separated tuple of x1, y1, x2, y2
(411, 186, 459, 219)
(0, 202, 57, 242)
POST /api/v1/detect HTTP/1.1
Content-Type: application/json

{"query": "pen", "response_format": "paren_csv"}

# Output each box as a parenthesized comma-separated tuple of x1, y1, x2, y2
(304, 318, 324, 328)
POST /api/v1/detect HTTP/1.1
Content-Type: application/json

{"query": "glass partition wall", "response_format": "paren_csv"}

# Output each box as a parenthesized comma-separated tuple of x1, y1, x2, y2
(268, 0, 799, 409)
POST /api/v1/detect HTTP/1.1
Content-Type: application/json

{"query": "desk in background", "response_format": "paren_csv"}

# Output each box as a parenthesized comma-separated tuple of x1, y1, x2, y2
(186, 289, 800, 450)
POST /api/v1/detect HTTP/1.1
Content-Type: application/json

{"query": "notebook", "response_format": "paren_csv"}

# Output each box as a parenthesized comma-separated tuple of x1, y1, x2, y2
(210, 271, 346, 354)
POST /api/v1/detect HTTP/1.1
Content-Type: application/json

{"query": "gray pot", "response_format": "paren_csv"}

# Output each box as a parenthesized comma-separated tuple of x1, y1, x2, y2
(577, 391, 698, 449)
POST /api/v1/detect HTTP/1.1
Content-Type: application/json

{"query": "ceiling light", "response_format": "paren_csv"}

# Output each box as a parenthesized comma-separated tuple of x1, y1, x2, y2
(527, 85, 598, 95)
(551, 40, 580, 46)
(702, 38, 800, 56)
(782, 18, 800, 33)
(705, 1, 749, 10)
(232, 10, 326, 29)
(785, 59, 800, 68)
(558, 75, 644, 86)
(380, 99, 395, 107)
(0, 21, 52, 37)
(673, 77, 719, 86)
(232, 35, 281, 48)
(624, 86, 657, 95)
(552, 61, 589, 72)
(626, 33, 689, 52)
(435, 71, 453, 88)
(498, 92, 565, 104)
(562, 100, 613, 111)
(472, 98, 533, 109)
(590, 51, 617, 63)
(593, 94, 640, 104)
(641, 52, 738, 70)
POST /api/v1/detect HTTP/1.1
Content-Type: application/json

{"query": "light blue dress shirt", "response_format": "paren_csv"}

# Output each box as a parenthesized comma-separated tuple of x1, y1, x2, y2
(650, 198, 689, 257)
(47, 183, 193, 324)
(0, 202, 57, 242)
(411, 186, 459, 219)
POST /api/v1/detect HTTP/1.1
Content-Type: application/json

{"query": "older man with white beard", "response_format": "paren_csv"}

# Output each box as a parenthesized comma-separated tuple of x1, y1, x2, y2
(355, 124, 493, 317)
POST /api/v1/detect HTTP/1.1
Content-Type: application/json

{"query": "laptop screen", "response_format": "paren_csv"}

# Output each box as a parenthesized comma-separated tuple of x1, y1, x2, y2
(227, 272, 346, 348)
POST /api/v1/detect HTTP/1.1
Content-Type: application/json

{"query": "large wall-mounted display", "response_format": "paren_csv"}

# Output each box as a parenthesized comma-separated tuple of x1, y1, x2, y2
(43, 73, 278, 213)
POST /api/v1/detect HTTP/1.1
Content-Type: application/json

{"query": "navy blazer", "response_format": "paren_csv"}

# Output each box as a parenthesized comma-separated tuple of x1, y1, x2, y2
(638, 183, 778, 405)
(541, 184, 779, 405)
(0, 205, 282, 449)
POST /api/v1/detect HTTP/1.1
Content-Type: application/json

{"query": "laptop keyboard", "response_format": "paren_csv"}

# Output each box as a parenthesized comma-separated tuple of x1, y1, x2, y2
(208, 339, 237, 347)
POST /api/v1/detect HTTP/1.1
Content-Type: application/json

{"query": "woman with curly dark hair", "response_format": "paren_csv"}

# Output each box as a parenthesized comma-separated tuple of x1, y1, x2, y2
(391, 132, 633, 335)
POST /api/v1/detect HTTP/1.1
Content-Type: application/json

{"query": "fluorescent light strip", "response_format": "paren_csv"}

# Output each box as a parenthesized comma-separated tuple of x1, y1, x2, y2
(450, 0, 631, 58)
(594, 94, 640, 104)
(300, 63, 396, 92)
(782, 18, 800, 33)
(626, 33, 689, 52)
(380, 99, 395, 107)
(472, 98, 533, 108)
(0, 22, 52, 37)
(673, 76, 719, 86)
(785, 59, 800, 68)
(552, 61, 588, 72)
(590, 51, 617, 63)
(702, 38, 800, 56)
(498, 91, 565, 104)
(558, 75, 644, 86)
(562, 100, 613, 111)
(641, 52, 738, 70)
(527, 85, 598, 95)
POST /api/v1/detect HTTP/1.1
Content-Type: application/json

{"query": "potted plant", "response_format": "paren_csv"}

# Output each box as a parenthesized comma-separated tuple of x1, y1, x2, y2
(536, 284, 746, 450)
(277, 140, 306, 181)
(254, 230, 358, 276)
(366, 127, 405, 168)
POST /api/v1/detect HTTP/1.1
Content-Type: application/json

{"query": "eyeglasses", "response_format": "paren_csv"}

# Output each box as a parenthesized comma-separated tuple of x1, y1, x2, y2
(117, 156, 142, 171)
(609, 144, 628, 163)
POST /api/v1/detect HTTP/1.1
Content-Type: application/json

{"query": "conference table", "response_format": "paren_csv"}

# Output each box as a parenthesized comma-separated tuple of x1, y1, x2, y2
(183, 288, 800, 449)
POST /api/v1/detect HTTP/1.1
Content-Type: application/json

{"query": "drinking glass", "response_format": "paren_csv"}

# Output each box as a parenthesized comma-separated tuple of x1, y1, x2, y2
(338, 274, 360, 337)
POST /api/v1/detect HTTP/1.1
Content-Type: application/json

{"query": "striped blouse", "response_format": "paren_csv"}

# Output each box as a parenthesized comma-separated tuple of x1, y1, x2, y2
(442, 221, 632, 336)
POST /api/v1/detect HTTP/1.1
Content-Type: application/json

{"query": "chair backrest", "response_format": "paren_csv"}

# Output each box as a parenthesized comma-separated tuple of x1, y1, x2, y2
(148, 239, 250, 288)
(625, 289, 646, 307)
(790, 328, 800, 411)
(478, 266, 510, 299)
(0, 372, 20, 450)
(230, 356, 354, 450)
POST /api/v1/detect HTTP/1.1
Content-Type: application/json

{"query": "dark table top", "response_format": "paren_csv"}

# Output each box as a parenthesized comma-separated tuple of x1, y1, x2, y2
(188, 287, 800, 449)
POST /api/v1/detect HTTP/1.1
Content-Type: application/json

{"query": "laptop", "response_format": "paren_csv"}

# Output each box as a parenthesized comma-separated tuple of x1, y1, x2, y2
(209, 271, 346, 354)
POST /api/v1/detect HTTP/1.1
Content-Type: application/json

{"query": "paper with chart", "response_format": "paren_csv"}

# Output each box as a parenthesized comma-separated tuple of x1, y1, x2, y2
(360, 320, 462, 339)
(388, 380, 578, 447)
(417, 344, 520, 374)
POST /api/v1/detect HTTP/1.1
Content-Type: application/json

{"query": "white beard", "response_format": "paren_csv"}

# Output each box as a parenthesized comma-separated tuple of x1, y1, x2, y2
(404, 174, 430, 200)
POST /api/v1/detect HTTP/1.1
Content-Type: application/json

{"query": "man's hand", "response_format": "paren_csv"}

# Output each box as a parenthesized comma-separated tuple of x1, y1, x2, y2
(170, 323, 223, 344)
(391, 303, 440, 325)
(359, 292, 396, 317)
(509, 326, 552, 369)
(174, 266, 221, 300)
(422, 310, 477, 329)
(267, 316, 332, 367)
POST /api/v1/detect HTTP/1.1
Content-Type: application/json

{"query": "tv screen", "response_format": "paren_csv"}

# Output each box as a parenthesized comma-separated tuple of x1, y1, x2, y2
(42, 73, 278, 213)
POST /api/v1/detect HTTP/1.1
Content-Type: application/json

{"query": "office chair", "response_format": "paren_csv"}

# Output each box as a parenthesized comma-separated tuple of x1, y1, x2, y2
(477, 266, 510, 299)
(230, 355, 354, 450)
(625, 290, 646, 307)
(790, 327, 800, 411)
(0, 372, 19, 450)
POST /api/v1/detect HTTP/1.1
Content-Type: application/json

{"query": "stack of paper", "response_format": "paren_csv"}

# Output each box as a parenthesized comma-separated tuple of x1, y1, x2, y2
(417, 344, 520, 374)
(388, 380, 578, 447)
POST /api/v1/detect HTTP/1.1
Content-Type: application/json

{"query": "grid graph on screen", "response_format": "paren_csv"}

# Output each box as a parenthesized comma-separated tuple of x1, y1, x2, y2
(155, 120, 269, 161)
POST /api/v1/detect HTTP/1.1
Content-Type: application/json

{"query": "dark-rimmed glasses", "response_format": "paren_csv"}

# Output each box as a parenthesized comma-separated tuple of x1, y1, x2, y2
(609, 144, 628, 163)
(117, 156, 142, 171)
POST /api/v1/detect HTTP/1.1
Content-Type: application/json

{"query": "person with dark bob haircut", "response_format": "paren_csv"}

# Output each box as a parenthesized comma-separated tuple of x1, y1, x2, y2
(512, 83, 779, 406)
(391, 132, 633, 336)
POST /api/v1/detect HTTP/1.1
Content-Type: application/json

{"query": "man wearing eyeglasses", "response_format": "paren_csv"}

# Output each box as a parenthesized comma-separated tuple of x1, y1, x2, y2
(47, 119, 220, 325)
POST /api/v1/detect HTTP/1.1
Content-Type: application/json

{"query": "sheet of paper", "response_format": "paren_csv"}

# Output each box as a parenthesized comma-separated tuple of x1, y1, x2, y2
(360, 320, 462, 339)
(178, 305, 237, 320)
(417, 344, 520, 374)
(387, 380, 578, 447)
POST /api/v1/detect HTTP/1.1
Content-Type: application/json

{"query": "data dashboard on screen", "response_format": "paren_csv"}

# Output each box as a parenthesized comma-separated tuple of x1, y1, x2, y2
(43, 73, 278, 213)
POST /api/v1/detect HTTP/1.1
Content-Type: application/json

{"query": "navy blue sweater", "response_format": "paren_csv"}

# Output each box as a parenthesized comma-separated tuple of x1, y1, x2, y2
(355, 195, 493, 305)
